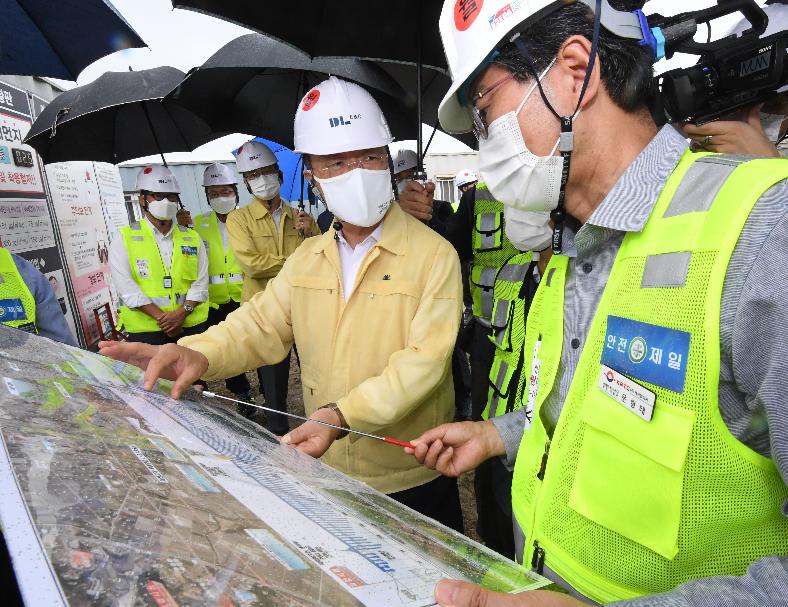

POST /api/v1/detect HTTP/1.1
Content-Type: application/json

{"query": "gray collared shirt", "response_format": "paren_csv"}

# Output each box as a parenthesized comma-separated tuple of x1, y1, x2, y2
(491, 125, 788, 606)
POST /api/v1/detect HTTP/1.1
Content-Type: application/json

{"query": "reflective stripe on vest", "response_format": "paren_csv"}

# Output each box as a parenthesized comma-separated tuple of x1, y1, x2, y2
(0, 248, 37, 334)
(118, 221, 209, 333)
(194, 211, 243, 305)
(482, 251, 534, 420)
(511, 152, 788, 603)
(469, 186, 521, 322)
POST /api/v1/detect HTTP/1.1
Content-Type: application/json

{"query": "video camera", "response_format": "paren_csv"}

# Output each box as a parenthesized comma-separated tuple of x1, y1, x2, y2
(652, 0, 788, 124)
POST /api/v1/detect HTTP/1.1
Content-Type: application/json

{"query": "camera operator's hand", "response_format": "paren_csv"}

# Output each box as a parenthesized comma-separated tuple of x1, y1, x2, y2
(682, 104, 781, 158)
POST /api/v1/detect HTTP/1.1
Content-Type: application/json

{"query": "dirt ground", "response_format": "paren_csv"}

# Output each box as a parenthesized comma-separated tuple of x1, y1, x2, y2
(206, 351, 481, 542)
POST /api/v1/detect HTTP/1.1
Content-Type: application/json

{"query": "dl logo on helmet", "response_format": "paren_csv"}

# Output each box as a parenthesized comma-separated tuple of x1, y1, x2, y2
(328, 114, 360, 128)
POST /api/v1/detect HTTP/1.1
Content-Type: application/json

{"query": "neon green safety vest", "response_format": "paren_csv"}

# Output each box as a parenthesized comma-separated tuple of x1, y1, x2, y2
(483, 251, 535, 420)
(194, 211, 243, 306)
(118, 220, 209, 333)
(0, 247, 36, 334)
(469, 183, 520, 324)
(511, 152, 788, 603)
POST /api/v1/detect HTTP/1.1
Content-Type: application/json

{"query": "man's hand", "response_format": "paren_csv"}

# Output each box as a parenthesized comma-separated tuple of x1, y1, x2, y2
(681, 104, 781, 158)
(406, 420, 504, 477)
(98, 341, 209, 399)
(295, 211, 316, 237)
(399, 180, 436, 222)
(434, 580, 586, 607)
(157, 308, 187, 334)
(281, 406, 342, 457)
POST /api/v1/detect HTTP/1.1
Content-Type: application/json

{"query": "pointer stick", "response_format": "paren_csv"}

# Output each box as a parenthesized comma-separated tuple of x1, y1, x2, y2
(202, 391, 415, 449)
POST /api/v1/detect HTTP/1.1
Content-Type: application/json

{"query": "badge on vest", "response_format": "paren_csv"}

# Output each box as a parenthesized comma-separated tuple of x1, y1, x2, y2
(601, 316, 690, 393)
(135, 258, 150, 279)
(599, 364, 655, 421)
(0, 298, 27, 321)
(163, 276, 172, 289)
(181, 245, 198, 256)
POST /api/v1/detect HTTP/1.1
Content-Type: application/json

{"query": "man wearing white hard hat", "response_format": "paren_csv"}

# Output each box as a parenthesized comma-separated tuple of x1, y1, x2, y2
(100, 76, 464, 532)
(192, 163, 253, 410)
(226, 139, 317, 434)
(108, 165, 209, 346)
(406, 0, 788, 605)
(454, 169, 478, 195)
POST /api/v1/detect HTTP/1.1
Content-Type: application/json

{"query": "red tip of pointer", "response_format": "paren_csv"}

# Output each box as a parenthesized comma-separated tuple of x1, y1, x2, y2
(384, 437, 416, 449)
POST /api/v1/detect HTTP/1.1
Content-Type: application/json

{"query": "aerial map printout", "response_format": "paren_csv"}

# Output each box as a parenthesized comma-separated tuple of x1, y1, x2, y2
(0, 326, 548, 606)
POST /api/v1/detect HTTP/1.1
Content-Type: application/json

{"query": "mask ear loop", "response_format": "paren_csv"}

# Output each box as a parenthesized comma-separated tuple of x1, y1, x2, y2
(512, 0, 602, 254)
(303, 166, 339, 240)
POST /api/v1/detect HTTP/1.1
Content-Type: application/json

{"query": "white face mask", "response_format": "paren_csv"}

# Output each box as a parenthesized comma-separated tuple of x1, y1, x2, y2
(504, 206, 552, 252)
(147, 198, 178, 221)
(760, 112, 785, 144)
(248, 174, 280, 201)
(209, 195, 237, 215)
(315, 168, 392, 228)
(478, 60, 566, 213)
(396, 179, 409, 194)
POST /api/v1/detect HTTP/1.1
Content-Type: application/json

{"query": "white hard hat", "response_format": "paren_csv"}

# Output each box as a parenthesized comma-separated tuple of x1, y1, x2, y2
(394, 149, 418, 174)
(202, 162, 238, 187)
(235, 140, 278, 174)
(455, 169, 478, 188)
(136, 165, 180, 194)
(294, 76, 394, 155)
(438, 0, 646, 133)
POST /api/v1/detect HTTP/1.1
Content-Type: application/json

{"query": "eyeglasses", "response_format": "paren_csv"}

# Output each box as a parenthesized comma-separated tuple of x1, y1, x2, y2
(311, 153, 388, 178)
(470, 73, 515, 140)
(147, 192, 180, 202)
(243, 166, 278, 180)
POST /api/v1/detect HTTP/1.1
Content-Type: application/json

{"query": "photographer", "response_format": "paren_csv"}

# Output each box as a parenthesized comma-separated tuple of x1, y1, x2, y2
(681, 1, 788, 157)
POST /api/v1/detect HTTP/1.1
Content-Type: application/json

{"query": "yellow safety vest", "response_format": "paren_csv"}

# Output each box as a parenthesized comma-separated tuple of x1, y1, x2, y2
(194, 211, 243, 306)
(118, 221, 208, 333)
(511, 153, 788, 603)
(469, 183, 520, 324)
(0, 247, 36, 334)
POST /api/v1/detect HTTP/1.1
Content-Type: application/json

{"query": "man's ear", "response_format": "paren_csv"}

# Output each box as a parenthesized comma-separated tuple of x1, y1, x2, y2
(278, 169, 284, 184)
(557, 34, 601, 112)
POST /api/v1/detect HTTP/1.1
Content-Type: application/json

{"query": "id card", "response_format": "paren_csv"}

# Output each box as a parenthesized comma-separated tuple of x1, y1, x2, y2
(135, 258, 150, 279)
(163, 276, 172, 289)
(598, 364, 656, 422)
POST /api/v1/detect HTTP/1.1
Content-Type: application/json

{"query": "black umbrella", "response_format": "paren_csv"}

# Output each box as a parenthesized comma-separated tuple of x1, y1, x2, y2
(1, 0, 146, 80)
(24, 66, 223, 165)
(171, 0, 450, 171)
(166, 33, 418, 148)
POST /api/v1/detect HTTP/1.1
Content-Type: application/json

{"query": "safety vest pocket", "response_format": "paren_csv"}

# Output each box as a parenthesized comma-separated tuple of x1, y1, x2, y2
(568, 386, 695, 560)
(473, 211, 504, 252)
(179, 248, 199, 282)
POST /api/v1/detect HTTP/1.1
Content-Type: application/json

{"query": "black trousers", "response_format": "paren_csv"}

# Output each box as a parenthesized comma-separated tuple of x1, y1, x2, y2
(388, 474, 464, 533)
(470, 321, 496, 421)
(126, 321, 207, 345)
(474, 456, 516, 559)
(468, 320, 515, 556)
(127, 322, 208, 387)
(257, 355, 291, 436)
(207, 301, 251, 396)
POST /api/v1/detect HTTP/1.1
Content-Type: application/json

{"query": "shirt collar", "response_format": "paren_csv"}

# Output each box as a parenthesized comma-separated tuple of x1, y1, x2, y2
(250, 198, 288, 219)
(570, 125, 688, 257)
(586, 125, 688, 232)
(144, 216, 175, 238)
(337, 222, 383, 250)
(314, 202, 407, 256)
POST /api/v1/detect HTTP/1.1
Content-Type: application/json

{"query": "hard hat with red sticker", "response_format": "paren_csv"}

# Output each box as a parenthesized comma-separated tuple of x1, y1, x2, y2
(302, 89, 320, 111)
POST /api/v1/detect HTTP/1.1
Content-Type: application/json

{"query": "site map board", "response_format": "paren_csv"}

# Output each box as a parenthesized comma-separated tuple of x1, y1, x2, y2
(0, 326, 548, 606)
